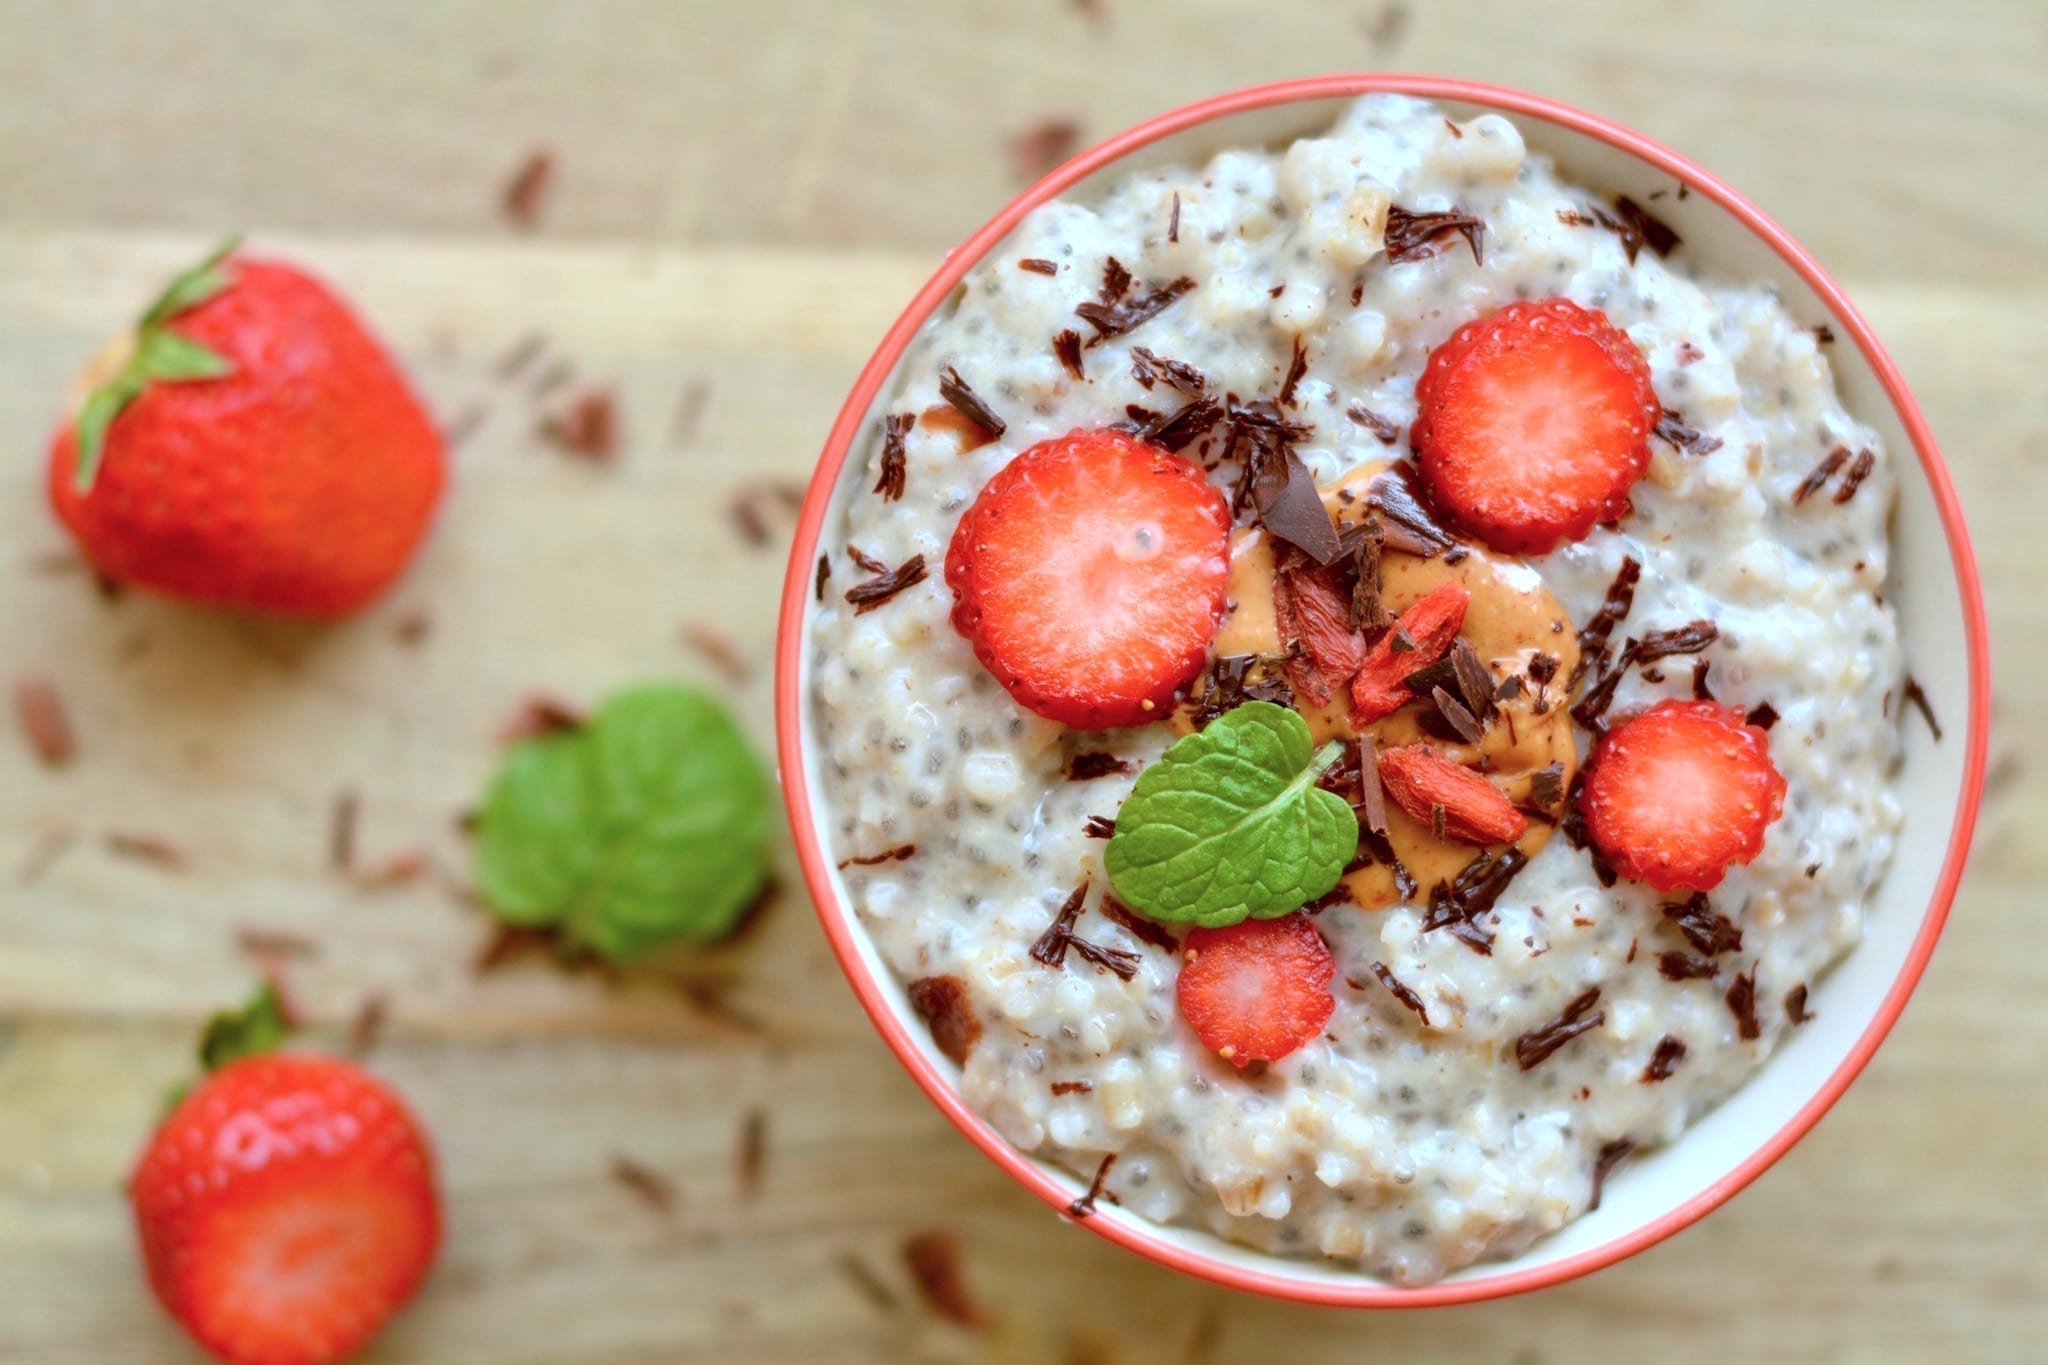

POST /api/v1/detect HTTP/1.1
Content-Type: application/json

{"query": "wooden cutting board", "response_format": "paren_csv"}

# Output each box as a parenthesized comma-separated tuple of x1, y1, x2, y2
(2, 4, 2042, 1361)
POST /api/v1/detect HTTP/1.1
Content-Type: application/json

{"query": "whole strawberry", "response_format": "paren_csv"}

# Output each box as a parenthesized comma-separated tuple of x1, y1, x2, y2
(131, 990, 442, 1365)
(48, 240, 446, 617)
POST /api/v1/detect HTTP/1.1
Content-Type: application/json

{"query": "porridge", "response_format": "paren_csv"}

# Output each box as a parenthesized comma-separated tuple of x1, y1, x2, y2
(806, 94, 1903, 1284)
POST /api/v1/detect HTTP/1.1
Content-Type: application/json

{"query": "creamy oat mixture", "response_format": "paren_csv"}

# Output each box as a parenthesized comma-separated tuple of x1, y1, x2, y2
(807, 94, 1902, 1283)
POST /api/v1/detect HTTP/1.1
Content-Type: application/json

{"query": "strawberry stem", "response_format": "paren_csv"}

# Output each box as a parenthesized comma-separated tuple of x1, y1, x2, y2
(72, 235, 243, 494)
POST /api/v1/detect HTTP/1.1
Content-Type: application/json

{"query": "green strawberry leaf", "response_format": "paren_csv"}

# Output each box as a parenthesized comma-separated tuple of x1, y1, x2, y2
(197, 983, 292, 1072)
(475, 683, 774, 962)
(72, 234, 242, 494)
(1105, 701, 1356, 927)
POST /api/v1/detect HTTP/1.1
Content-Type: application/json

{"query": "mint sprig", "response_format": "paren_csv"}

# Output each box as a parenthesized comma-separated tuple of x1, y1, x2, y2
(73, 235, 242, 493)
(474, 683, 774, 962)
(1105, 702, 1356, 927)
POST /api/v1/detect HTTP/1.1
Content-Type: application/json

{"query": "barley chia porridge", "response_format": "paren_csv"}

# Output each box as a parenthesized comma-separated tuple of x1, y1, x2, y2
(806, 94, 1904, 1284)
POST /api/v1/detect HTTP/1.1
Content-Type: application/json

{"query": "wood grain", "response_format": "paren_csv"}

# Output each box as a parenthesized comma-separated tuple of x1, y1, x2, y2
(2, 3, 2044, 1361)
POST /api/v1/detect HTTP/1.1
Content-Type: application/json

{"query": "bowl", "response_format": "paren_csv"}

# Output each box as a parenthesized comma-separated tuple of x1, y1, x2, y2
(772, 74, 1989, 1306)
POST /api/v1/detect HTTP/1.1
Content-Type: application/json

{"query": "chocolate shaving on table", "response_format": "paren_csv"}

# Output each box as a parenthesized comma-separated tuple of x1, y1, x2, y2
(836, 1252, 900, 1312)
(1100, 893, 1178, 952)
(1643, 1035, 1688, 1083)
(1251, 447, 1343, 564)
(1567, 556, 1642, 693)
(1383, 204, 1486, 265)
(1168, 191, 1181, 242)
(393, 609, 432, 646)
(874, 413, 913, 501)
(1726, 965, 1761, 1039)
(502, 147, 553, 226)
(346, 993, 388, 1057)
(903, 1231, 991, 1330)
(106, 831, 183, 867)
(1526, 762, 1566, 813)
(1514, 988, 1604, 1069)
(1051, 1080, 1094, 1096)
(1068, 1153, 1118, 1219)
(1786, 983, 1816, 1025)
(13, 677, 73, 768)
(906, 977, 981, 1066)
(844, 553, 928, 615)
(236, 927, 319, 959)
(1009, 116, 1081, 180)
(1832, 447, 1877, 504)
(1018, 257, 1059, 275)
(1588, 1138, 1637, 1211)
(736, 1108, 768, 1199)
(1030, 880, 1140, 980)
(937, 367, 1006, 439)
(1654, 409, 1723, 455)
(539, 389, 619, 461)
(837, 843, 917, 869)
(681, 620, 750, 682)
(1357, 733, 1389, 837)
(1793, 445, 1851, 504)
(1429, 686, 1483, 743)
(1901, 674, 1942, 741)
(1692, 658, 1715, 701)
(1130, 346, 1208, 396)
(1743, 701, 1780, 731)
(1345, 403, 1401, 444)
(1052, 328, 1086, 381)
(1371, 962, 1430, 1025)
(1658, 951, 1717, 981)
(1066, 752, 1134, 781)
(814, 554, 832, 601)
(729, 493, 770, 546)
(1083, 814, 1117, 839)
(1075, 261, 1198, 344)
(1662, 892, 1742, 956)
(327, 790, 358, 873)
(609, 1153, 680, 1215)
(1277, 337, 1310, 408)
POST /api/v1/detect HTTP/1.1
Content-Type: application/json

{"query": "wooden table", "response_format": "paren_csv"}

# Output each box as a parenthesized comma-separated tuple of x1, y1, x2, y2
(2, 3, 2040, 1360)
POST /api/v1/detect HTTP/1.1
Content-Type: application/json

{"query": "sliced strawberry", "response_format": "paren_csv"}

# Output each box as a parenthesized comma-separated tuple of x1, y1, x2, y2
(1276, 556, 1367, 706)
(1411, 298, 1660, 554)
(131, 1054, 441, 1365)
(1349, 579, 1469, 723)
(945, 428, 1230, 729)
(1377, 744, 1528, 845)
(1579, 699, 1786, 892)
(1176, 914, 1335, 1067)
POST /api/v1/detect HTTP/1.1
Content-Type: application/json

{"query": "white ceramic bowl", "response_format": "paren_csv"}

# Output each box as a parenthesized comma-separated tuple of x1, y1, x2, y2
(774, 75, 1990, 1306)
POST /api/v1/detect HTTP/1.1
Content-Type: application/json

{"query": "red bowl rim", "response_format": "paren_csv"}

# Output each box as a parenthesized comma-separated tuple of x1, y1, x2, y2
(772, 73, 1990, 1308)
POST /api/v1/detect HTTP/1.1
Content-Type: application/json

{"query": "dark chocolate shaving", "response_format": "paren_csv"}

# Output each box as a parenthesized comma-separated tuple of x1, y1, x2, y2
(1100, 894, 1179, 952)
(1591, 195, 1681, 264)
(1051, 1080, 1094, 1096)
(1654, 409, 1723, 456)
(875, 413, 912, 501)
(1567, 557, 1642, 694)
(1030, 880, 1140, 981)
(1251, 446, 1343, 564)
(847, 544, 888, 575)
(1833, 448, 1876, 504)
(1130, 346, 1208, 396)
(1018, 258, 1059, 275)
(1371, 962, 1430, 1025)
(1277, 336, 1310, 409)
(1526, 762, 1566, 812)
(1345, 404, 1401, 444)
(1422, 847, 1528, 955)
(937, 367, 1006, 439)
(1786, 983, 1815, 1025)
(1357, 734, 1389, 837)
(1726, 965, 1761, 1040)
(1068, 1153, 1118, 1219)
(1168, 191, 1181, 243)
(814, 554, 832, 601)
(1448, 640, 1497, 725)
(1350, 516, 1389, 632)
(844, 554, 928, 615)
(1589, 1138, 1637, 1210)
(1083, 814, 1117, 839)
(1075, 264, 1197, 344)
(837, 843, 917, 869)
(1901, 674, 1943, 741)
(1430, 686, 1483, 743)
(1053, 329, 1085, 381)
(1140, 395, 1224, 452)
(736, 1109, 768, 1199)
(1658, 952, 1717, 981)
(1642, 1035, 1688, 1083)
(1514, 988, 1604, 1069)
(609, 1153, 680, 1215)
(1361, 462, 1457, 556)
(1662, 892, 1742, 956)
(1184, 652, 1296, 730)
(1383, 204, 1485, 265)
(906, 977, 981, 1065)
(1692, 658, 1714, 701)
(1744, 701, 1780, 731)
(1793, 445, 1851, 504)
(1571, 619, 1719, 731)
(1066, 752, 1133, 781)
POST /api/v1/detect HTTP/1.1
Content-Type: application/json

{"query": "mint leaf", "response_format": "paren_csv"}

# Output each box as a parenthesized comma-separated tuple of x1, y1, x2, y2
(1104, 701, 1356, 926)
(197, 983, 291, 1072)
(475, 683, 774, 962)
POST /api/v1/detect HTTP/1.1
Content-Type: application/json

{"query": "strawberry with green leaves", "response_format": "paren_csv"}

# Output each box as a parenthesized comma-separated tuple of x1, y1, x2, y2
(130, 988, 442, 1365)
(48, 239, 446, 618)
